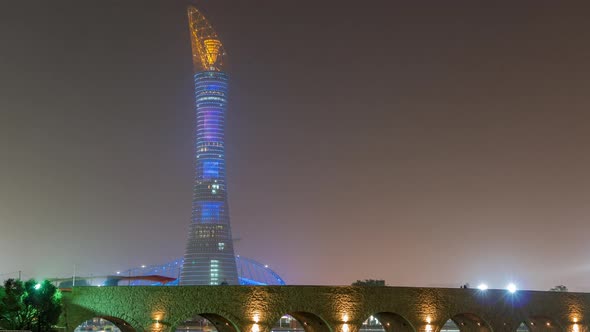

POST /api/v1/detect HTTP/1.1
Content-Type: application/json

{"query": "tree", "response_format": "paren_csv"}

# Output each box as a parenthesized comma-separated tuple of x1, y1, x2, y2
(0, 278, 36, 330)
(352, 279, 386, 286)
(549, 285, 568, 292)
(0, 279, 62, 331)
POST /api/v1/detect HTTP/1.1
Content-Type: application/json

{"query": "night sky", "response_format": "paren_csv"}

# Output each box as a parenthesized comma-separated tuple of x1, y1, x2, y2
(1, 1, 589, 290)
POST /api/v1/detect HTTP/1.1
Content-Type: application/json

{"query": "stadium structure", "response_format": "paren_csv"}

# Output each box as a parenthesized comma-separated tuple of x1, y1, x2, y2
(114, 256, 285, 286)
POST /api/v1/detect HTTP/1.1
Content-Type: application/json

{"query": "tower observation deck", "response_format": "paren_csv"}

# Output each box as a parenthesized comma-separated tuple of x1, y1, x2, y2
(180, 6, 239, 285)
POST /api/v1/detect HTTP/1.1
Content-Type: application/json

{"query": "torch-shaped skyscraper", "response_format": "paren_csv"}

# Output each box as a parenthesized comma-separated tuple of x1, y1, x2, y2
(180, 6, 239, 285)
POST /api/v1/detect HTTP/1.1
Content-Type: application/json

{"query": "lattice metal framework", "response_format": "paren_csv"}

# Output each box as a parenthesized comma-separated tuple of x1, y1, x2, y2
(187, 6, 226, 72)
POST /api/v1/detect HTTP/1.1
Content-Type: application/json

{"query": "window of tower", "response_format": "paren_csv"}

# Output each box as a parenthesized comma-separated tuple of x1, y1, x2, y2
(210, 259, 220, 285)
(202, 161, 219, 179)
(201, 202, 222, 222)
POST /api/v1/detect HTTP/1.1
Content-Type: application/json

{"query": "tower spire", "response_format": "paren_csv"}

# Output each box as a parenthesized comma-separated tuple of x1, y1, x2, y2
(187, 6, 226, 72)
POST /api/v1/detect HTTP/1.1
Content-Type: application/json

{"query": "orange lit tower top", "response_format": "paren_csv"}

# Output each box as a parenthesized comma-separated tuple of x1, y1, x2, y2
(187, 6, 226, 72)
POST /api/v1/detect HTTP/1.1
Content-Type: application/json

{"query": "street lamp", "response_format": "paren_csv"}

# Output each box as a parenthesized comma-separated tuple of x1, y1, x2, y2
(507, 283, 517, 293)
(477, 283, 488, 291)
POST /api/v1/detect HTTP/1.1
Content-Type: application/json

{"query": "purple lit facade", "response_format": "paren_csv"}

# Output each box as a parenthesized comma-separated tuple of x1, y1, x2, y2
(180, 71, 239, 285)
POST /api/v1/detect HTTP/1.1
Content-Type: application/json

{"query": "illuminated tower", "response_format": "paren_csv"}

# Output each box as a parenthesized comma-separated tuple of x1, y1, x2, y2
(180, 6, 239, 285)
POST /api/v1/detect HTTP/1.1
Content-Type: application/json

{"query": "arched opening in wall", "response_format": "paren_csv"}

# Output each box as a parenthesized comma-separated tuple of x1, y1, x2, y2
(441, 319, 461, 332)
(271, 312, 331, 332)
(359, 313, 413, 332)
(443, 314, 491, 332)
(360, 315, 384, 332)
(75, 316, 135, 332)
(517, 322, 531, 332)
(527, 316, 561, 332)
(175, 313, 237, 332)
(272, 314, 305, 332)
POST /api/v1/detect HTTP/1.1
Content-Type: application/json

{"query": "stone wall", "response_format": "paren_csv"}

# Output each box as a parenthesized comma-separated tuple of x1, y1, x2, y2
(61, 286, 590, 332)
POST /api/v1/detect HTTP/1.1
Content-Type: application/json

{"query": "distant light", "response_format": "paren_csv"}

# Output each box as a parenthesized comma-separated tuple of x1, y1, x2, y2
(34, 283, 42, 290)
(477, 283, 488, 291)
(507, 283, 517, 293)
(264, 265, 269, 268)
(116, 271, 121, 275)
(141, 265, 146, 268)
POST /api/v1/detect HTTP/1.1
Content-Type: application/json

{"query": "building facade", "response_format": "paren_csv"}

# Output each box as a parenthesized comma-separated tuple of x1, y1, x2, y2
(180, 6, 239, 285)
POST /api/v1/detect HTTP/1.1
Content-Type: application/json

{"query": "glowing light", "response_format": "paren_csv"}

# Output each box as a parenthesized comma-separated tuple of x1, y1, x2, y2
(204, 39, 223, 66)
(152, 313, 164, 322)
(203, 161, 220, 179)
(252, 324, 260, 332)
(201, 201, 222, 221)
(546, 322, 551, 327)
(141, 265, 146, 268)
(253, 314, 260, 323)
(343, 314, 349, 322)
(507, 283, 517, 293)
(116, 271, 121, 275)
(573, 323, 580, 332)
(425, 317, 433, 332)
(343, 324, 350, 332)
(187, 6, 226, 72)
(477, 283, 488, 291)
(34, 283, 42, 290)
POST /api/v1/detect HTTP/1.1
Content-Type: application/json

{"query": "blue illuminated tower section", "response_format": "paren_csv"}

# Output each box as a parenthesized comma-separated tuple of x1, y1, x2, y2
(180, 6, 239, 285)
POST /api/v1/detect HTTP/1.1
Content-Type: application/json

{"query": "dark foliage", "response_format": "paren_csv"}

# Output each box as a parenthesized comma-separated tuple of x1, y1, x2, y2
(0, 279, 62, 331)
(352, 279, 386, 286)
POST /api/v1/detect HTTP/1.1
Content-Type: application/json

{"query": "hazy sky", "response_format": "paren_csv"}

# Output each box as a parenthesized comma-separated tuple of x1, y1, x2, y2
(1, 1, 589, 290)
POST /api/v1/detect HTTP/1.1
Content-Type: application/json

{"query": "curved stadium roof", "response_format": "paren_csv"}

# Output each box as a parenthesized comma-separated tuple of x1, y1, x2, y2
(119, 256, 285, 286)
